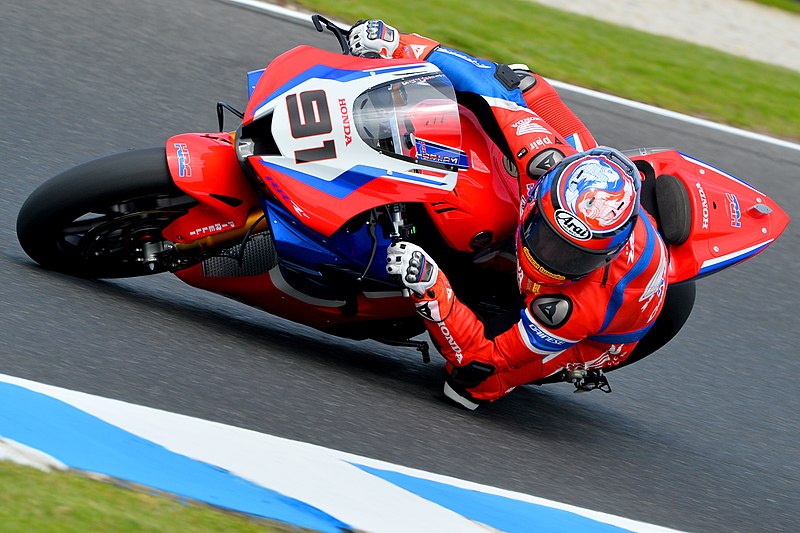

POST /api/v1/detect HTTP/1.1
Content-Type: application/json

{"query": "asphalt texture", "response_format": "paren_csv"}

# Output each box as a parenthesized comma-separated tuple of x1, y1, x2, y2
(1, 1, 798, 531)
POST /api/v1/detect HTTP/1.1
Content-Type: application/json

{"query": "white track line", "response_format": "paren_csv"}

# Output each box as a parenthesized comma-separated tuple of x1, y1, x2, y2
(221, 0, 800, 153)
(1, 373, 684, 533)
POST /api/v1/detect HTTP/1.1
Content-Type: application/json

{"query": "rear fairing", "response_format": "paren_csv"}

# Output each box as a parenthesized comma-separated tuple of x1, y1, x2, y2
(633, 150, 789, 284)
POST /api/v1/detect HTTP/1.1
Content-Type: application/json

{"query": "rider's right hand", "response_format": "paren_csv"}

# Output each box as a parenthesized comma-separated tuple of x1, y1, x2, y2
(386, 241, 439, 297)
(348, 19, 400, 58)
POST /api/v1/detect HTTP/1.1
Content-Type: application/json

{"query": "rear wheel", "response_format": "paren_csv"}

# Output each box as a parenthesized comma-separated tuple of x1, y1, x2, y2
(16, 148, 197, 278)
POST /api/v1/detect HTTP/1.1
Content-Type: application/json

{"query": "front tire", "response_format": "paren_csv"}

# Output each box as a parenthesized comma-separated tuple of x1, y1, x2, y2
(16, 148, 196, 278)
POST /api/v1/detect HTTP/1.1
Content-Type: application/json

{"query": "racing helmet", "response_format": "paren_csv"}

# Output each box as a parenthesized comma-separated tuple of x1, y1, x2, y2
(518, 147, 641, 285)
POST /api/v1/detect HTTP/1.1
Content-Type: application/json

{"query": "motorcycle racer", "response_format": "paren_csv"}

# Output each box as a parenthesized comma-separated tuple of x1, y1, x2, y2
(349, 20, 672, 409)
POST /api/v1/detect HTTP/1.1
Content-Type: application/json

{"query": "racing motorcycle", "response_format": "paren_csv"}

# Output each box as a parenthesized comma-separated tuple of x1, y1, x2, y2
(16, 16, 789, 381)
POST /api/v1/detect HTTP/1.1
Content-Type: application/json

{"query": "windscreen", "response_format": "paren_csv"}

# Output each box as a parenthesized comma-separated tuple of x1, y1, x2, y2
(352, 74, 467, 171)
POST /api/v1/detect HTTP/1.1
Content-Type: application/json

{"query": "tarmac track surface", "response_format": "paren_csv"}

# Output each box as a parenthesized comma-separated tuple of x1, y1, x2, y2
(1, 1, 798, 531)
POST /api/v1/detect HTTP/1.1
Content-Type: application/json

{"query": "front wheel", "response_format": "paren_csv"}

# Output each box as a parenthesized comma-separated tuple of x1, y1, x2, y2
(16, 148, 197, 278)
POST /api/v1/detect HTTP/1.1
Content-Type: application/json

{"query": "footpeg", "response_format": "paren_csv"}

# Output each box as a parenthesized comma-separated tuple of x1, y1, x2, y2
(567, 369, 612, 393)
(375, 338, 431, 363)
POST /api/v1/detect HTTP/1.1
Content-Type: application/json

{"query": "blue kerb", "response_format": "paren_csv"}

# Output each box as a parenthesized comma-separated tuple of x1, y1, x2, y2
(0, 383, 350, 533)
(353, 463, 634, 533)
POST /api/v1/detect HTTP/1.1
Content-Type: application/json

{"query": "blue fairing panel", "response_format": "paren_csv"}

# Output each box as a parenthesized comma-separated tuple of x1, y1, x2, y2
(261, 198, 392, 281)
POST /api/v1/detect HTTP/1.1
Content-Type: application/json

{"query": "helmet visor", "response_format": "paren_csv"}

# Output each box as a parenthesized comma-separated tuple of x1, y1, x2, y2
(522, 207, 611, 280)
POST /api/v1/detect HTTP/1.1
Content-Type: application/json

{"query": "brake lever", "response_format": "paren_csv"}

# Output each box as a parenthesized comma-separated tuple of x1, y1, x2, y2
(311, 14, 352, 55)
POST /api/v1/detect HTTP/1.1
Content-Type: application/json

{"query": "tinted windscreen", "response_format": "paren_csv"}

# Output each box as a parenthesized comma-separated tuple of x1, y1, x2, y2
(353, 74, 465, 169)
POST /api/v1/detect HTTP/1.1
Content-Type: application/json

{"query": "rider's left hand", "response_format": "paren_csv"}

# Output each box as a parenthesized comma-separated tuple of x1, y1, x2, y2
(348, 19, 400, 58)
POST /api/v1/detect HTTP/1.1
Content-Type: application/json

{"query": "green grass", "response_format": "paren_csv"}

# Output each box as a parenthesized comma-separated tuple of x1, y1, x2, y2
(295, 0, 800, 141)
(0, 461, 298, 532)
(750, 0, 800, 15)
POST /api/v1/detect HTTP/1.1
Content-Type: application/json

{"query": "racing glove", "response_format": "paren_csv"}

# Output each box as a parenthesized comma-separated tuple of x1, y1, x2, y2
(349, 20, 439, 60)
(386, 242, 455, 321)
(348, 20, 400, 58)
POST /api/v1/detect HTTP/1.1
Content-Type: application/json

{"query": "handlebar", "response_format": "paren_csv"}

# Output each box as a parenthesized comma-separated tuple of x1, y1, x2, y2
(311, 14, 351, 55)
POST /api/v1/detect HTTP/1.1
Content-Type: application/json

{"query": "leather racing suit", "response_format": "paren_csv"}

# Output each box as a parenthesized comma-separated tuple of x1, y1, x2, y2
(390, 32, 670, 406)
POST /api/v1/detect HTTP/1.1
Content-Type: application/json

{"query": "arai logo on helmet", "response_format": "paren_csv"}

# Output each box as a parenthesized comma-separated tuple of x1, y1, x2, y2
(554, 209, 591, 241)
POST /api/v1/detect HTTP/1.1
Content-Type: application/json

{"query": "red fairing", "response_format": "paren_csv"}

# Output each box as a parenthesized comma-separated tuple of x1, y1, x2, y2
(423, 105, 520, 251)
(163, 133, 258, 244)
(244, 46, 424, 126)
(632, 150, 790, 283)
(250, 161, 456, 237)
(173, 263, 415, 333)
(245, 46, 462, 237)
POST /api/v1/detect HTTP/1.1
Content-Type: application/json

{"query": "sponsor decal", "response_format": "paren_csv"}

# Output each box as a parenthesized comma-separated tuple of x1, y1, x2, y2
(511, 117, 551, 136)
(560, 156, 635, 232)
(695, 182, 709, 229)
(174, 143, 191, 178)
(525, 320, 567, 347)
(415, 137, 469, 169)
(528, 136, 553, 150)
(399, 74, 444, 86)
(437, 322, 463, 363)
(435, 47, 492, 69)
(410, 44, 428, 58)
(338, 98, 352, 146)
(416, 301, 434, 321)
(554, 209, 592, 241)
(524, 280, 541, 294)
(292, 202, 310, 219)
(625, 229, 635, 264)
(725, 192, 742, 228)
(517, 258, 542, 294)
(189, 221, 235, 237)
(531, 295, 573, 329)
(583, 344, 627, 369)
(522, 246, 566, 280)
(415, 298, 445, 322)
(263, 173, 291, 203)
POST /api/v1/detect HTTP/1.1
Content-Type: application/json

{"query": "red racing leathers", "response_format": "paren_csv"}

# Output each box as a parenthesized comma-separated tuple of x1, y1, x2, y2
(393, 33, 669, 404)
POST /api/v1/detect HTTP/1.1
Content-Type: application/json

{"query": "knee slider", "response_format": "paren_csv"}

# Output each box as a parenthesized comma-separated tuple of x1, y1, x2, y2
(450, 361, 495, 389)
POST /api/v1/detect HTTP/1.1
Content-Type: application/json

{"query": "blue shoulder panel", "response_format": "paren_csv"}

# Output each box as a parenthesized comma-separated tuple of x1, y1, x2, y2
(428, 47, 527, 107)
(519, 308, 578, 354)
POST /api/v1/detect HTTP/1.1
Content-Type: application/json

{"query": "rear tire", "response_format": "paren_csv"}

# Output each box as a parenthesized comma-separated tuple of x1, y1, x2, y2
(16, 148, 196, 278)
